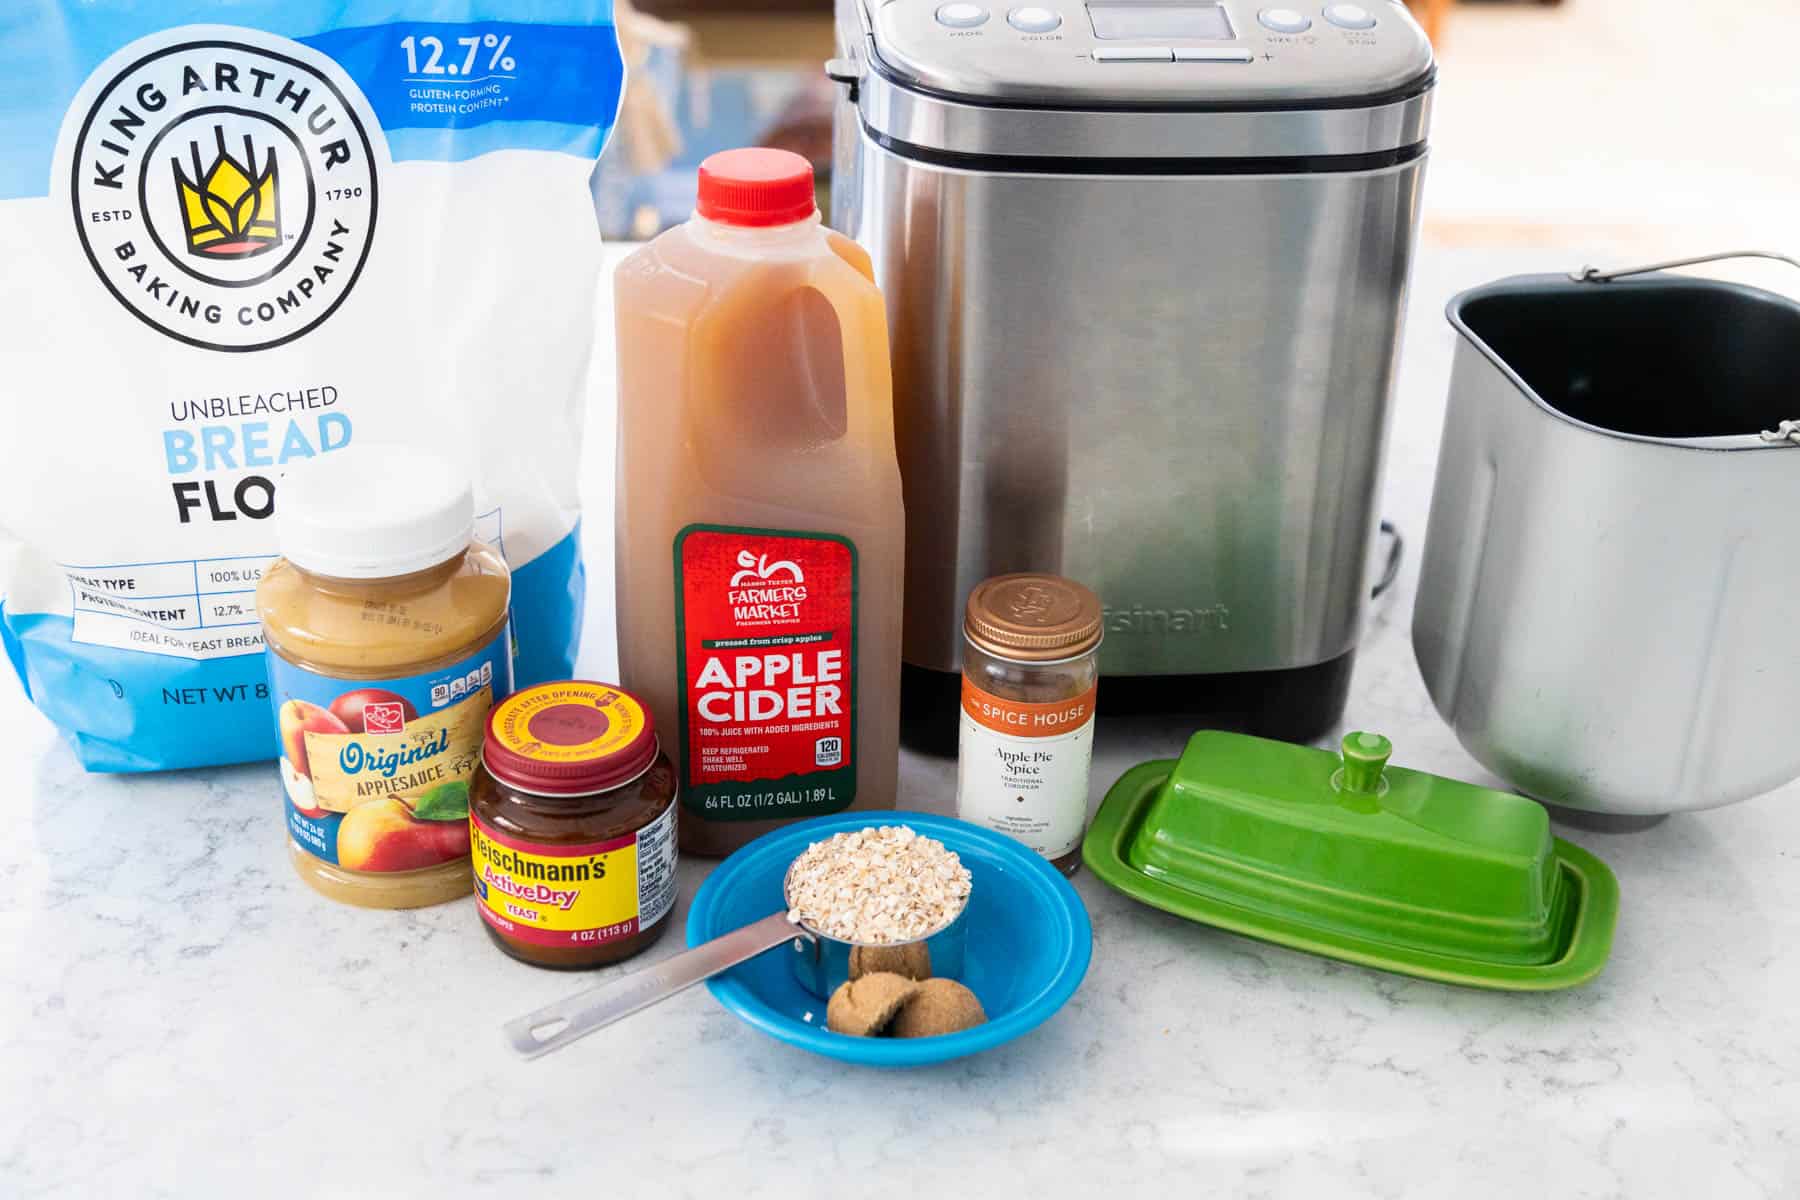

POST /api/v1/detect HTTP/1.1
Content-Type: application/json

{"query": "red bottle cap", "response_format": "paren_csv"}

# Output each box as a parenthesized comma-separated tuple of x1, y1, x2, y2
(481, 681, 660, 796)
(696, 147, 816, 228)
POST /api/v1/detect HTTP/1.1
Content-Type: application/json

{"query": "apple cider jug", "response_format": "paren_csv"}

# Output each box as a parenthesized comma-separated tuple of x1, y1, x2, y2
(257, 445, 513, 908)
(613, 147, 904, 857)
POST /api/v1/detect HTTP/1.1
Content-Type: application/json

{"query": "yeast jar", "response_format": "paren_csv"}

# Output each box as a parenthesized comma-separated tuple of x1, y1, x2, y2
(258, 445, 513, 909)
(613, 148, 904, 856)
(470, 682, 678, 969)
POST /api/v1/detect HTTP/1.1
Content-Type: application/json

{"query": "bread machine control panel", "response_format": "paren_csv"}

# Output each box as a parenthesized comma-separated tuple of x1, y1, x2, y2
(863, 0, 1433, 105)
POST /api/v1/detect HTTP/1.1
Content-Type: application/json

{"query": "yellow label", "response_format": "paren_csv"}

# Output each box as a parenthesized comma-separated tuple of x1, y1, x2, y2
(303, 686, 491, 813)
(470, 804, 677, 948)
(488, 682, 647, 765)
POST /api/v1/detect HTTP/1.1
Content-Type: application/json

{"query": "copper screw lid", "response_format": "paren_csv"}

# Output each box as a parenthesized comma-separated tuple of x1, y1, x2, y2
(964, 573, 1103, 662)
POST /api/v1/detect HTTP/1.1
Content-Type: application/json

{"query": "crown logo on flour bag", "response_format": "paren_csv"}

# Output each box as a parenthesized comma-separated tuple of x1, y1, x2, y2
(173, 128, 283, 258)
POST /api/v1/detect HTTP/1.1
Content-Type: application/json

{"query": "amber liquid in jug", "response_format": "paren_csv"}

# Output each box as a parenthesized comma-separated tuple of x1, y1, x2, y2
(613, 148, 904, 856)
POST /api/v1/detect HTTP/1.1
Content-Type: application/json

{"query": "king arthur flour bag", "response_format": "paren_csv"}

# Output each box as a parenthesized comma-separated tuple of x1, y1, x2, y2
(0, 3, 623, 770)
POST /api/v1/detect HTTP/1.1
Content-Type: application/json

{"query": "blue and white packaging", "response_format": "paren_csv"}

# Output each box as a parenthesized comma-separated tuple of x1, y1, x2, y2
(0, 3, 624, 771)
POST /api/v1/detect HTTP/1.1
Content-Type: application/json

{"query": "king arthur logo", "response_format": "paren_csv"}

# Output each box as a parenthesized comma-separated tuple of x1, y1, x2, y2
(60, 27, 383, 352)
(174, 128, 282, 258)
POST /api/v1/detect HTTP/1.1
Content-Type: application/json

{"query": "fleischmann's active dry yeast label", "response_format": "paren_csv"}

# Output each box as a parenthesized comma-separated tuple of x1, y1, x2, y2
(470, 804, 676, 949)
(673, 525, 856, 820)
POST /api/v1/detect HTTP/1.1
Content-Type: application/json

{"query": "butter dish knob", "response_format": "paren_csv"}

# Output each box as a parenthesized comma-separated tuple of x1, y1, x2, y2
(1338, 731, 1393, 795)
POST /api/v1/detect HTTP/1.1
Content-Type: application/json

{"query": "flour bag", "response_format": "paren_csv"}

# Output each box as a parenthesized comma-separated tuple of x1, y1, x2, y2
(0, 3, 623, 770)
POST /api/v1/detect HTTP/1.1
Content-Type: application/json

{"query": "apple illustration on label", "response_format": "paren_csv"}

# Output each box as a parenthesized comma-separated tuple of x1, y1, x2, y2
(281, 757, 329, 819)
(337, 792, 471, 872)
(278, 699, 350, 779)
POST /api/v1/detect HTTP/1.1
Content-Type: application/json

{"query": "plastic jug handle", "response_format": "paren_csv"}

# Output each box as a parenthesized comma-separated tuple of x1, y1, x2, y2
(814, 231, 894, 461)
(827, 229, 877, 285)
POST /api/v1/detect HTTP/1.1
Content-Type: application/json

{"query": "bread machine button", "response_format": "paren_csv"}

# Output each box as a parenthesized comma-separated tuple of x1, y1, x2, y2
(1174, 46, 1254, 62)
(1007, 6, 1063, 32)
(935, 3, 991, 28)
(1257, 8, 1312, 32)
(1090, 46, 1174, 61)
(1323, 3, 1378, 28)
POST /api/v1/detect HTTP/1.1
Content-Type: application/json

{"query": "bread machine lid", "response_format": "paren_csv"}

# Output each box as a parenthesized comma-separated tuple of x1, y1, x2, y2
(857, 0, 1433, 108)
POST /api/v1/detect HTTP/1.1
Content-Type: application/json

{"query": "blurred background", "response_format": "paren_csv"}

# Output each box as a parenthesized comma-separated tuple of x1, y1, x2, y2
(594, 0, 838, 241)
(592, 0, 1800, 260)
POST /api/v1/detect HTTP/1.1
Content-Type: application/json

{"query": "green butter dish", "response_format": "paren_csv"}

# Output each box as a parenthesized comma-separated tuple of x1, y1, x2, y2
(1083, 730, 1619, 990)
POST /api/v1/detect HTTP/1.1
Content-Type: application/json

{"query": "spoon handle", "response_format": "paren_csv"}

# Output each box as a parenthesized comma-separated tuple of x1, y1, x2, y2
(504, 911, 802, 1059)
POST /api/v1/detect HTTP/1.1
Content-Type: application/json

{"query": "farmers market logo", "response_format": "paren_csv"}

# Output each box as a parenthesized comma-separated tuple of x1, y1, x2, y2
(730, 550, 804, 587)
(728, 549, 809, 624)
(63, 28, 381, 352)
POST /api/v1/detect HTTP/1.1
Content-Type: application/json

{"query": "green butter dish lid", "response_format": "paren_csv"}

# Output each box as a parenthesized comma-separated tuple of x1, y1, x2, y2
(1082, 730, 1619, 991)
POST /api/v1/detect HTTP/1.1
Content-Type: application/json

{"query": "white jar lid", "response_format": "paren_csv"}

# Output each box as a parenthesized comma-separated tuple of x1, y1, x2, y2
(277, 444, 475, 579)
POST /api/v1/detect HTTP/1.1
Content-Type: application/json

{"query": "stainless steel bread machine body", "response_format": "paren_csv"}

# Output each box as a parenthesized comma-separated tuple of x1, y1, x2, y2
(831, 0, 1434, 737)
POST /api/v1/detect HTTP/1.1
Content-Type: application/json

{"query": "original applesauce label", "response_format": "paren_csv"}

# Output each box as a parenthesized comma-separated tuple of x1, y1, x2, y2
(265, 630, 512, 870)
(673, 525, 856, 820)
(470, 804, 677, 948)
(957, 679, 1097, 859)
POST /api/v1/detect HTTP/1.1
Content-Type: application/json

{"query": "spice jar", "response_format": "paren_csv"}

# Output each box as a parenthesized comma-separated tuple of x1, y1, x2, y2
(258, 444, 513, 909)
(470, 681, 678, 969)
(956, 574, 1102, 876)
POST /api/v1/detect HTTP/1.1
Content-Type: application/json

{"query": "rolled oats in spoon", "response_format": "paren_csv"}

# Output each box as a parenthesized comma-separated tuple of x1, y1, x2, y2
(784, 825, 973, 945)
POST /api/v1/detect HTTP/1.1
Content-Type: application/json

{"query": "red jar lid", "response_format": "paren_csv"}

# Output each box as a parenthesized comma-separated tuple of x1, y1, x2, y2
(696, 147, 816, 227)
(481, 681, 659, 796)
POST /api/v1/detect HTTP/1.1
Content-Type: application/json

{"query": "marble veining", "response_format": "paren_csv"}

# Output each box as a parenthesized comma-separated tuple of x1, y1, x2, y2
(1, 245, 1796, 1198)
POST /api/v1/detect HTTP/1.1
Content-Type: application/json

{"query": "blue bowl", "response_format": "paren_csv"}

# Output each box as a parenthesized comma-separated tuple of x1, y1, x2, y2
(687, 811, 1093, 1067)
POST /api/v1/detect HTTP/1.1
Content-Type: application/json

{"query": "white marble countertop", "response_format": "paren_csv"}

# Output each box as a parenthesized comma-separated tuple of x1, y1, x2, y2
(4, 242, 1796, 1198)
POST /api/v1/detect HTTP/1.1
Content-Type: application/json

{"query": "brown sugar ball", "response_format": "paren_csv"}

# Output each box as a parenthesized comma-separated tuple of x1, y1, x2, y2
(825, 972, 919, 1037)
(888, 978, 986, 1038)
(849, 941, 932, 982)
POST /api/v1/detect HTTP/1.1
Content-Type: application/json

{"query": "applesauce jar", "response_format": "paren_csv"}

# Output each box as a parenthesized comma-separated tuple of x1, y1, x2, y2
(469, 681, 677, 969)
(257, 444, 513, 908)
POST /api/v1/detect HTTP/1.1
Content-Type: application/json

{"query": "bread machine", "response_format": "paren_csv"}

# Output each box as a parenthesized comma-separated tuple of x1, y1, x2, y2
(828, 0, 1434, 744)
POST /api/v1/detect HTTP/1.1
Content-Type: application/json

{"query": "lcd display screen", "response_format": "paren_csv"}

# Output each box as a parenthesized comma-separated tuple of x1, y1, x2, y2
(1087, 3, 1237, 39)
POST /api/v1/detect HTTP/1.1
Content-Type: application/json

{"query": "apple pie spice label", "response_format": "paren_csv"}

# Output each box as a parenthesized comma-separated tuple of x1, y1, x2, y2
(957, 680, 1098, 860)
(673, 526, 857, 821)
(470, 804, 677, 948)
(264, 630, 512, 869)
